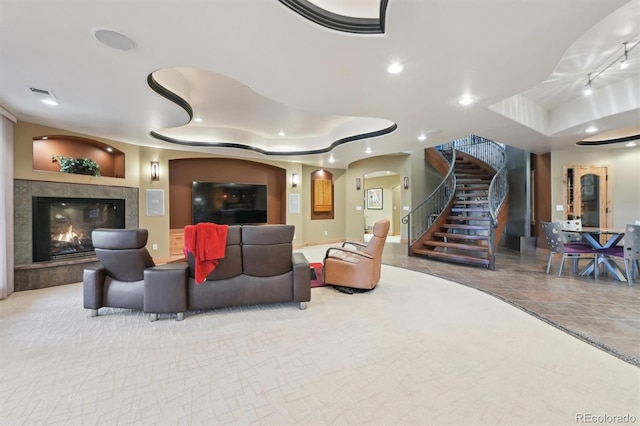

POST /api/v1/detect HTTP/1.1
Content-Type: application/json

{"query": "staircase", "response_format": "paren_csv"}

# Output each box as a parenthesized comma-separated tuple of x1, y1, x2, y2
(412, 154, 494, 267)
(403, 135, 508, 270)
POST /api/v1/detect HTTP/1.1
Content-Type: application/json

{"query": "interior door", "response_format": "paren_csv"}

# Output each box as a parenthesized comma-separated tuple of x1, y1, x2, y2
(572, 166, 608, 227)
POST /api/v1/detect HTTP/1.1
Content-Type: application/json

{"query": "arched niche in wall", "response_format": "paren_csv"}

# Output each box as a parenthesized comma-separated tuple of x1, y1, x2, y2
(33, 135, 125, 178)
(168, 157, 287, 229)
(311, 169, 334, 220)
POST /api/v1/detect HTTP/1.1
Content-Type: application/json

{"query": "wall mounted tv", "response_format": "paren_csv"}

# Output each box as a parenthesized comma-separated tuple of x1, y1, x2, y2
(192, 182, 267, 225)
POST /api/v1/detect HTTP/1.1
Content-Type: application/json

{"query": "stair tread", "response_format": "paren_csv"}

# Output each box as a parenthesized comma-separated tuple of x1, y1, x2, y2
(412, 248, 490, 266)
(433, 232, 489, 240)
(422, 240, 489, 251)
(442, 223, 490, 230)
(446, 215, 491, 221)
(453, 200, 489, 204)
(455, 193, 488, 198)
(452, 207, 490, 212)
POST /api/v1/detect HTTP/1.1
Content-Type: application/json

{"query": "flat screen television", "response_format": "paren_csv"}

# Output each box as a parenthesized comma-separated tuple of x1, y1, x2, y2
(192, 182, 267, 225)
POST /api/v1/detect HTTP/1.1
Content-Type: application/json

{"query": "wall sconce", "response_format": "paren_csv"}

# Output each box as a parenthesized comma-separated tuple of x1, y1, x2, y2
(150, 161, 160, 181)
(403, 177, 409, 189)
(291, 173, 298, 188)
(356, 178, 361, 191)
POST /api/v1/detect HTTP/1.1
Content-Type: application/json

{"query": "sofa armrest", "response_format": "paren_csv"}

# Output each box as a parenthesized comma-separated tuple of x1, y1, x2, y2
(325, 247, 373, 263)
(83, 266, 106, 309)
(143, 264, 189, 314)
(342, 241, 367, 250)
(292, 252, 311, 303)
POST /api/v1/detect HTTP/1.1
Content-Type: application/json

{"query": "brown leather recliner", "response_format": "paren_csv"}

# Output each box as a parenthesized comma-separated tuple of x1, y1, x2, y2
(83, 228, 188, 321)
(323, 219, 390, 290)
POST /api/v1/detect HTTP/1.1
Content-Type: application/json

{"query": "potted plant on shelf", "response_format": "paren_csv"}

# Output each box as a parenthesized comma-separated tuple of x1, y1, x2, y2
(52, 156, 101, 177)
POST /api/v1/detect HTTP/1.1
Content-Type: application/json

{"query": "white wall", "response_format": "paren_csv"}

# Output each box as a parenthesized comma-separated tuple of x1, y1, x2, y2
(551, 146, 640, 227)
(1, 109, 16, 299)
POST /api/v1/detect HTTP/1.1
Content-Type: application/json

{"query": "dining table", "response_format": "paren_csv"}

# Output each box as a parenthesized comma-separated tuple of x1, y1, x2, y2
(564, 227, 627, 281)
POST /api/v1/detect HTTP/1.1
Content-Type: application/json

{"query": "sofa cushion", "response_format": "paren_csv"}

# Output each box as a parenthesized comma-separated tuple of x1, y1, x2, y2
(242, 225, 293, 277)
(187, 226, 242, 281)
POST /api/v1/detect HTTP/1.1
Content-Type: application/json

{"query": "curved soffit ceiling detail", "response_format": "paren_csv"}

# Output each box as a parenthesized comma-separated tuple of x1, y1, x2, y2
(577, 125, 640, 146)
(277, 0, 388, 34)
(148, 68, 397, 156)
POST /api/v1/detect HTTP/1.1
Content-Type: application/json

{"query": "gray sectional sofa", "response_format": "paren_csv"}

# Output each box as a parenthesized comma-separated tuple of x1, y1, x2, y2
(84, 224, 311, 321)
(186, 224, 311, 312)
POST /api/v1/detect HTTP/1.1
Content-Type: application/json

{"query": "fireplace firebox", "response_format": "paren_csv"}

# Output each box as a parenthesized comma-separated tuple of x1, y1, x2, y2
(32, 197, 126, 262)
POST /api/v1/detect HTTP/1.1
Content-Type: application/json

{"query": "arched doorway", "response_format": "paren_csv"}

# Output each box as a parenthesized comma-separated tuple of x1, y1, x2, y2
(362, 170, 400, 242)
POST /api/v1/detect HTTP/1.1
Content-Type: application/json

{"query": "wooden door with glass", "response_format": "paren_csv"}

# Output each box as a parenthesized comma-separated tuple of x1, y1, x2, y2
(564, 165, 610, 228)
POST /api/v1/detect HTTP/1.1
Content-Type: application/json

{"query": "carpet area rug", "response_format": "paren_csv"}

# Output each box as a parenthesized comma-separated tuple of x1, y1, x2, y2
(310, 262, 325, 287)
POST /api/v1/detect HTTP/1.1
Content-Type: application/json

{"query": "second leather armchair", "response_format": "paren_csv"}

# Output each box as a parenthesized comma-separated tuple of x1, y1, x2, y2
(323, 219, 390, 290)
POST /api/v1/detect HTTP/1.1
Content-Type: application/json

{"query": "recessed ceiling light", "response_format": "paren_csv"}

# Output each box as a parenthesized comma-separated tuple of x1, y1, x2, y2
(106, 147, 113, 152)
(387, 62, 404, 74)
(585, 126, 598, 133)
(193, 117, 203, 123)
(457, 97, 474, 106)
(41, 136, 48, 140)
(278, 130, 285, 137)
(418, 134, 427, 141)
(41, 99, 58, 106)
(365, 147, 372, 154)
(93, 29, 136, 51)
(328, 156, 335, 164)
(626, 142, 637, 147)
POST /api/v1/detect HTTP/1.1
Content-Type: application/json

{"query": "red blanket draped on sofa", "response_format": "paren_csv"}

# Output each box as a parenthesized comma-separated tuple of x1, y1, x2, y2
(184, 223, 229, 284)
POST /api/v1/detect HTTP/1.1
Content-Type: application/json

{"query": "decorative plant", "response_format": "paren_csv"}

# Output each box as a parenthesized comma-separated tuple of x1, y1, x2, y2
(52, 156, 101, 176)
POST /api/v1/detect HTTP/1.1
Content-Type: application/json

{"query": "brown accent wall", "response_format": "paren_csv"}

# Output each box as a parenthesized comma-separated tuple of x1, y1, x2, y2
(169, 158, 286, 228)
(532, 152, 551, 249)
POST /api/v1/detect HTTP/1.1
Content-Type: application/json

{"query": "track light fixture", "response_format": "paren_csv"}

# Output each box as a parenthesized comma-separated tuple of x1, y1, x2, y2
(583, 40, 638, 96)
(620, 42, 629, 69)
(584, 74, 593, 96)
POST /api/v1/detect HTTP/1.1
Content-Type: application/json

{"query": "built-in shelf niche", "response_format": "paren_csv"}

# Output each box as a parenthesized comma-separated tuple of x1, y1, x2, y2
(33, 135, 125, 178)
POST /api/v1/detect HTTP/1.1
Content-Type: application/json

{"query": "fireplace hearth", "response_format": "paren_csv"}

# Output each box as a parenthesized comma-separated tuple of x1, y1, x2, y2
(32, 196, 125, 262)
(14, 180, 138, 291)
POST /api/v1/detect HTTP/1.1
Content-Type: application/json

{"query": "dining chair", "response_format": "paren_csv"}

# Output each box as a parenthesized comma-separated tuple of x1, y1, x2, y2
(600, 224, 640, 286)
(557, 219, 589, 245)
(541, 221, 597, 277)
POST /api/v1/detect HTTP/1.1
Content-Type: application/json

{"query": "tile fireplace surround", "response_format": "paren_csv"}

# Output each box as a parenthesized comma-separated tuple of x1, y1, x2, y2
(13, 180, 138, 291)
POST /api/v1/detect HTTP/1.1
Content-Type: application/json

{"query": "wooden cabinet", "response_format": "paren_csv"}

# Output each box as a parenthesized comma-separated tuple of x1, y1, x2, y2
(313, 179, 332, 212)
(170, 229, 185, 256)
(311, 170, 334, 220)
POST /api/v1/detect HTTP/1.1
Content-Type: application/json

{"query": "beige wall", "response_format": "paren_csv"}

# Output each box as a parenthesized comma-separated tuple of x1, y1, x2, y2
(551, 146, 640, 227)
(15, 122, 308, 258)
(14, 122, 439, 256)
